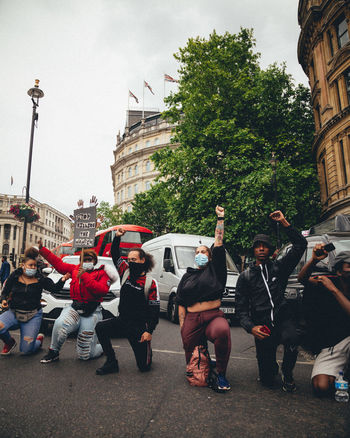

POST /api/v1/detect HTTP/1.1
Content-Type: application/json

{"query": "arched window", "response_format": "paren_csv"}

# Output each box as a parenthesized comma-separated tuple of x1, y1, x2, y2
(128, 186, 132, 198)
(4, 224, 11, 240)
(146, 161, 151, 172)
(134, 164, 138, 175)
(154, 138, 159, 145)
(134, 184, 138, 195)
(128, 167, 132, 177)
(146, 140, 150, 147)
(2, 244, 9, 255)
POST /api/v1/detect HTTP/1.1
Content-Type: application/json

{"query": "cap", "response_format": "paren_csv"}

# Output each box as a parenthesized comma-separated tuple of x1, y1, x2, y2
(252, 234, 274, 251)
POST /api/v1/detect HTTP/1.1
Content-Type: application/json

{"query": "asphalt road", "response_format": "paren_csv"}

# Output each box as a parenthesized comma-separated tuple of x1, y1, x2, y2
(0, 316, 349, 438)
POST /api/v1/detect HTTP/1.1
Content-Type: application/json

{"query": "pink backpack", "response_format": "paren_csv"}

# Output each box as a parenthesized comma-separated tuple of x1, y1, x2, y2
(186, 346, 211, 387)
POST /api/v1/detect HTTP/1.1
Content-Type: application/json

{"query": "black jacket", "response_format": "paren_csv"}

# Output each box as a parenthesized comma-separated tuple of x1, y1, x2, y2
(1, 268, 65, 311)
(236, 226, 307, 333)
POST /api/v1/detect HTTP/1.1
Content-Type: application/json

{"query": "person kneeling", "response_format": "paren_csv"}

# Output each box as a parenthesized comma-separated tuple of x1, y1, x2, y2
(95, 228, 159, 375)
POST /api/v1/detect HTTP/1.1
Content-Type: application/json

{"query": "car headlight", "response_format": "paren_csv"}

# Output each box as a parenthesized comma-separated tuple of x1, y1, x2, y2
(40, 299, 48, 308)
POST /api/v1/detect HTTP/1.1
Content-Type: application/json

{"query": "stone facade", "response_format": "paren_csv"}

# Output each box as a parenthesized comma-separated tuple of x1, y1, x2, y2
(111, 111, 177, 212)
(298, 0, 350, 218)
(0, 193, 72, 264)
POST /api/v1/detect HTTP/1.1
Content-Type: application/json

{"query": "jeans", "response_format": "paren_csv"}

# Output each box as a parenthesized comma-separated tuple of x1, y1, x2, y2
(50, 305, 103, 360)
(0, 308, 43, 354)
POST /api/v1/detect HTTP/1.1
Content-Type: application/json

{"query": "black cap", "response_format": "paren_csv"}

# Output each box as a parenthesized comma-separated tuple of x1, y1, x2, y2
(252, 234, 275, 251)
(333, 251, 350, 272)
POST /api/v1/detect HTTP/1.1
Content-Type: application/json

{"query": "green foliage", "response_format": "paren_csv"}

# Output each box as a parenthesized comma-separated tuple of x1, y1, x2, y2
(96, 201, 123, 230)
(130, 29, 321, 253)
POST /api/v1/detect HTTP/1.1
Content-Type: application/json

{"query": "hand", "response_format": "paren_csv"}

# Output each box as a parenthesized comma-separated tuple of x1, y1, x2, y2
(77, 199, 84, 208)
(216, 205, 224, 217)
(269, 210, 285, 222)
(61, 273, 71, 282)
(139, 331, 152, 342)
(89, 195, 98, 207)
(312, 244, 328, 261)
(251, 325, 270, 340)
(116, 227, 126, 237)
(1, 300, 8, 309)
(316, 275, 338, 293)
(77, 266, 85, 278)
(37, 239, 43, 250)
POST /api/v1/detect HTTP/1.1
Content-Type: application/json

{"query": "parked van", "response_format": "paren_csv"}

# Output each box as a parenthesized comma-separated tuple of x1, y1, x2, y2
(142, 233, 239, 324)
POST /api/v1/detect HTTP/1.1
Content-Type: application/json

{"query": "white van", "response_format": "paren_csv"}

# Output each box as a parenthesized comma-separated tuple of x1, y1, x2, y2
(142, 233, 239, 324)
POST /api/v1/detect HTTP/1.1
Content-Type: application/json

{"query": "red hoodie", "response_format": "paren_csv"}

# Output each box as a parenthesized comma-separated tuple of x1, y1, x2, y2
(40, 247, 111, 303)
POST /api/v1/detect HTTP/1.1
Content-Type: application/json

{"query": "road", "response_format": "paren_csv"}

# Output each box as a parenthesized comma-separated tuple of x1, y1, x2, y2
(0, 316, 349, 438)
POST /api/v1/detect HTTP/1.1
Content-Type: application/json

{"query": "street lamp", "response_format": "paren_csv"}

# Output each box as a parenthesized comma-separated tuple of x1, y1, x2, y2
(270, 152, 280, 248)
(22, 79, 44, 255)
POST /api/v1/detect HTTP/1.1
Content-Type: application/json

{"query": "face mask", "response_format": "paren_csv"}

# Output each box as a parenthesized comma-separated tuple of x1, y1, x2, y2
(24, 268, 37, 277)
(129, 262, 145, 278)
(195, 253, 209, 267)
(83, 262, 94, 271)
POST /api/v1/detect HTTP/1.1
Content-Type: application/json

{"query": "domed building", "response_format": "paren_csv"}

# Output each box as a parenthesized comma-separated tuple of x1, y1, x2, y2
(298, 0, 350, 218)
(111, 110, 176, 212)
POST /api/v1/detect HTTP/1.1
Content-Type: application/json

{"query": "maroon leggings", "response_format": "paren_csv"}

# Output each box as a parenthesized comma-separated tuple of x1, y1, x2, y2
(181, 308, 231, 375)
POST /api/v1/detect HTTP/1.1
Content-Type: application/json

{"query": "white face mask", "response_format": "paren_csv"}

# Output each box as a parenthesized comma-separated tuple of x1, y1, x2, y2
(24, 268, 37, 277)
(82, 262, 94, 271)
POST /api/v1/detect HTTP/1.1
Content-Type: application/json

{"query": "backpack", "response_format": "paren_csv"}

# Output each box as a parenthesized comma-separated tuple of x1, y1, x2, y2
(121, 269, 153, 300)
(186, 345, 216, 387)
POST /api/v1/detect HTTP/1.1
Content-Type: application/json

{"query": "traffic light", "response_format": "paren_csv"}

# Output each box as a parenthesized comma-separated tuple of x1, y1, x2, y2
(9, 249, 14, 262)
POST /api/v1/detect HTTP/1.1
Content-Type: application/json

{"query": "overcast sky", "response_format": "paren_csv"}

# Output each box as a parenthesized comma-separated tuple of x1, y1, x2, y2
(0, 0, 307, 217)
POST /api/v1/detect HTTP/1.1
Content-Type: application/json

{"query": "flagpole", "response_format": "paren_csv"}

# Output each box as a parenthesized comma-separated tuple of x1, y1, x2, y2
(127, 91, 130, 127)
(142, 80, 145, 119)
(163, 75, 166, 109)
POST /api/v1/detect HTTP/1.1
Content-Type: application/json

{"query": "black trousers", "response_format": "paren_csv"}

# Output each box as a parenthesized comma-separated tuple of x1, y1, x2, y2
(254, 317, 299, 385)
(95, 316, 152, 372)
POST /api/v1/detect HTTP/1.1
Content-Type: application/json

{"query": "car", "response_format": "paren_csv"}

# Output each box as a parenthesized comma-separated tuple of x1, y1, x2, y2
(40, 255, 120, 333)
(142, 233, 239, 324)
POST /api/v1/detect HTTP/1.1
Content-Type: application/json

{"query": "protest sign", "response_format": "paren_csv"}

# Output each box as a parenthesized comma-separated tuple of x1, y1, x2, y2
(73, 206, 96, 248)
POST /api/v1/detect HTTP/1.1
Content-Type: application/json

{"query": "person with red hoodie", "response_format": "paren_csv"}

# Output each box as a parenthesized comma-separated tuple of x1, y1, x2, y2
(37, 240, 118, 363)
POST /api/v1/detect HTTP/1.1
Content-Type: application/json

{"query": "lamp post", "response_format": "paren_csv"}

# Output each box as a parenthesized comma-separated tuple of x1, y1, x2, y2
(270, 152, 280, 248)
(22, 80, 44, 255)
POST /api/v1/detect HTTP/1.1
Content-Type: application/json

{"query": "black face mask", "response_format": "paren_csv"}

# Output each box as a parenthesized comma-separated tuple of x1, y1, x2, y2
(129, 262, 145, 279)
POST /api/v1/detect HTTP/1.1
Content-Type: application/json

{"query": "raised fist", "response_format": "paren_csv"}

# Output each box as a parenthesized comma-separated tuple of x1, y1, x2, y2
(216, 205, 225, 217)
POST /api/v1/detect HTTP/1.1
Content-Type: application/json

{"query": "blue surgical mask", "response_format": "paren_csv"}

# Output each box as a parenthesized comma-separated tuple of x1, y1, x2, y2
(25, 268, 37, 277)
(195, 253, 208, 267)
(83, 262, 94, 271)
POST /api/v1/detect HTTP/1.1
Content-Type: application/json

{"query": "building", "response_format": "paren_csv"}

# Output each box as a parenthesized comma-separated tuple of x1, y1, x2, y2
(0, 193, 72, 264)
(298, 0, 350, 219)
(111, 110, 177, 212)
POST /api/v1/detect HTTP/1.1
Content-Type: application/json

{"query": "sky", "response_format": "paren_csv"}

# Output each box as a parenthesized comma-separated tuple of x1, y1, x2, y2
(0, 0, 308, 218)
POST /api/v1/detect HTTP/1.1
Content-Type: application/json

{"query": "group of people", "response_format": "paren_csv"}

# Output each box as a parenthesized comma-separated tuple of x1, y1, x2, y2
(0, 207, 349, 398)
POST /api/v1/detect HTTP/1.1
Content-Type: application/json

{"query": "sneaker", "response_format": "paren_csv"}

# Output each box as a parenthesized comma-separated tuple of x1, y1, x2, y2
(40, 348, 59, 363)
(281, 371, 296, 392)
(1, 338, 17, 355)
(96, 358, 119, 375)
(36, 333, 44, 349)
(214, 374, 231, 392)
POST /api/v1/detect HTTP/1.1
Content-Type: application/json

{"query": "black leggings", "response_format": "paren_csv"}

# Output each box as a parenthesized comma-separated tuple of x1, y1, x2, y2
(95, 317, 152, 372)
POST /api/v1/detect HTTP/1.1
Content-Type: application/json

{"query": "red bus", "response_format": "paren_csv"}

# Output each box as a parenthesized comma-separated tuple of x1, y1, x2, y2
(76, 225, 153, 258)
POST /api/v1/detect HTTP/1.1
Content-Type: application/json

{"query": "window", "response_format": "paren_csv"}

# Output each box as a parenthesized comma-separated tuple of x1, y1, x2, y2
(134, 184, 138, 195)
(340, 139, 348, 185)
(118, 174, 120, 183)
(135, 144, 138, 151)
(310, 58, 317, 83)
(129, 147, 132, 154)
(127, 205, 132, 213)
(344, 69, 350, 105)
(4, 224, 10, 240)
(145, 181, 151, 190)
(335, 79, 342, 111)
(328, 30, 334, 57)
(316, 105, 322, 129)
(121, 190, 124, 201)
(134, 164, 138, 175)
(146, 161, 151, 172)
(117, 192, 120, 203)
(146, 140, 150, 147)
(128, 167, 132, 177)
(322, 158, 329, 198)
(154, 138, 159, 146)
(128, 186, 132, 198)
(30, 234, 33, 242)
(2, 244, 9, 256)
(336, 15, 349, 49)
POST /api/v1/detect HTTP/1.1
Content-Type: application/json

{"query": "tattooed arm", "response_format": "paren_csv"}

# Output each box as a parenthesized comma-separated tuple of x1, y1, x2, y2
(214, 205, 224, 247)
(178, 305, 186, 328)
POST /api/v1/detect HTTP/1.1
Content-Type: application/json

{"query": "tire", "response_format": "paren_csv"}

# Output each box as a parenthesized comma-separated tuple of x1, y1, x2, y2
(167, 295, 179, 324)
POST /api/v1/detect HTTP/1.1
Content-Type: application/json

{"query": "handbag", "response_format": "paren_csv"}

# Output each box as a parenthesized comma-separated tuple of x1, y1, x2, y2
(71, 300, 99, 317)
(15, 309, 38, 322)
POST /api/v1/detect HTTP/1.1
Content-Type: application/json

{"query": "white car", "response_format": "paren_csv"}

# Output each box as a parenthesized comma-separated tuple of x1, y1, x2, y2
(40, 256, 120, 332)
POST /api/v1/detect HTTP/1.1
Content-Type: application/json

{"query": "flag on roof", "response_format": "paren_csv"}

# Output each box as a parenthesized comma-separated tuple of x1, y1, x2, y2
(164, 74, 178, 83)
(129, 90, 139, 103)
(10, 176, 13, 186)
(144, 81, 155, 95)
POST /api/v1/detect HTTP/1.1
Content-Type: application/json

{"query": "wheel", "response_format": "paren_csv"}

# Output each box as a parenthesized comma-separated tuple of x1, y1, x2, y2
(167, 295, 179, 324)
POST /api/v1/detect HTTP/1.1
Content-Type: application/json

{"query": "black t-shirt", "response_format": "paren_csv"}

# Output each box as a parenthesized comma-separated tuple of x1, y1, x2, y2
(176, 245, 227, 307)
(303, 275, 350, 353)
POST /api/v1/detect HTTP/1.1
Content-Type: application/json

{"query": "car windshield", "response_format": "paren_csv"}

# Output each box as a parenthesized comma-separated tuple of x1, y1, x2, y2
(305, 238, 350, 270)
(174, 246, 238, 272)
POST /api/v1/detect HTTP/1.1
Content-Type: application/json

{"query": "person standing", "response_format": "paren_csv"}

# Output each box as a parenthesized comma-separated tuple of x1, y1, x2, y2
(298, 247, 350, 397)
(176, 206, 231, 392)
(236, 211, 307, 392)
(95, 228, 160, 375)
(0, 256, 10, 287)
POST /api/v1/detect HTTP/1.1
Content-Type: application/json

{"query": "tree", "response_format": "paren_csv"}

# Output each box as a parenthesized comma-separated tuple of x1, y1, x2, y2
(96, 201, 123, 230)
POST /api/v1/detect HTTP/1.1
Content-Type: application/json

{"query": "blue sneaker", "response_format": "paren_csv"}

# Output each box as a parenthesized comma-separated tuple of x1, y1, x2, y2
(216, 374, 231, 392)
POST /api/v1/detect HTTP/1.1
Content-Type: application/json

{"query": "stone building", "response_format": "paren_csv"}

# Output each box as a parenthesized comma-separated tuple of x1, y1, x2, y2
(298, 0, 350, 219)
(111, 110, 176, 212)
(0, 193, 72, 264)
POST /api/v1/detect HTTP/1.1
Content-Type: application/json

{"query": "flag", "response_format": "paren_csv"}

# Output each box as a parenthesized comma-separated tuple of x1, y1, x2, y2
(164, 74, 178, 83)
(10, 176, 13, 186)
(144, 81, 154, 95)
(129, 90, 139, 104)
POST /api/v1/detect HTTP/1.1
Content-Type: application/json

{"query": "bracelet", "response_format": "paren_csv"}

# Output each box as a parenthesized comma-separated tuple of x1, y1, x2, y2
(217, 217, 224, 221)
